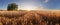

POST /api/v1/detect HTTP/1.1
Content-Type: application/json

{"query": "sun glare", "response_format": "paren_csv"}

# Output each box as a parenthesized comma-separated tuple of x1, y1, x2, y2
(19, 5, 38, 11)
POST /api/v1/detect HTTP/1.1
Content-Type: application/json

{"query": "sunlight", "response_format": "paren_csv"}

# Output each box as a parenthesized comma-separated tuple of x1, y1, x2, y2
(19, 5, 38, 11)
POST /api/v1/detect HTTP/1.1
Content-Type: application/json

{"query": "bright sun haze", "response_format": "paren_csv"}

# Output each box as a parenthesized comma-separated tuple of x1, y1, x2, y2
(19, 4, 38, 11)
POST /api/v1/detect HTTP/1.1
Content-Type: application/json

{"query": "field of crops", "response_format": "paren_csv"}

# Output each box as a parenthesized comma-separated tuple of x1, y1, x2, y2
(0, 10, 60, 25)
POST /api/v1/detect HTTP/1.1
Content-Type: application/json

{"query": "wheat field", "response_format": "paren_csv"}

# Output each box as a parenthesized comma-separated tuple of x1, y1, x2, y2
(0, 10, 60, 25)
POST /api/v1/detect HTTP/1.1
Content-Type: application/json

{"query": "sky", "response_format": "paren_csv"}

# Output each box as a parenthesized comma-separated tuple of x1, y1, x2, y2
(0, 0, 60, 10)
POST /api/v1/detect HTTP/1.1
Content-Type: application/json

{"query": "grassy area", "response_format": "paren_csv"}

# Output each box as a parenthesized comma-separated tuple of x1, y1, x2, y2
(0, 10, 60, 25)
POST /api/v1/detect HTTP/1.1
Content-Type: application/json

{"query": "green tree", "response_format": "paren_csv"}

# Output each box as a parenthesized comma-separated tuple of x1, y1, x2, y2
(7, 3, 18, 11)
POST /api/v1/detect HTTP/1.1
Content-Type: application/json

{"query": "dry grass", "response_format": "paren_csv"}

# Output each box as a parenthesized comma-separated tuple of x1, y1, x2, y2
(0, 10, 60, 25)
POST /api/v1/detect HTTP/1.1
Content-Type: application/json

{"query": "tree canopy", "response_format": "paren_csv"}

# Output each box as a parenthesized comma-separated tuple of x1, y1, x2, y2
(7, 3, 18, 11)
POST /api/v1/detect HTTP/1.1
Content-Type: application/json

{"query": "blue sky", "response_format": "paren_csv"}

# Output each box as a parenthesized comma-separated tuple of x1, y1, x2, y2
(0, 0, 60, 10)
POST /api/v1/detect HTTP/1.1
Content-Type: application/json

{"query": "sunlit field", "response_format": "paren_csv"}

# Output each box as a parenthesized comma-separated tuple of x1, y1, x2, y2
(0, 10, 60, 25)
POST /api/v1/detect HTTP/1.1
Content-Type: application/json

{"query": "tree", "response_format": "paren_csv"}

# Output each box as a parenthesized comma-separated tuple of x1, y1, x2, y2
(7, 3, 18, 11)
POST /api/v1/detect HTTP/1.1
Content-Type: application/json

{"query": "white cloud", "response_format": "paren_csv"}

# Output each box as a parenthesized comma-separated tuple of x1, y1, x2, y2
(44, 0, 49, 3)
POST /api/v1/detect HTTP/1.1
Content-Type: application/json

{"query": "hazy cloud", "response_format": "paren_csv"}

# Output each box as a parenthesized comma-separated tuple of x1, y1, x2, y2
(44, 0, 49, 3)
